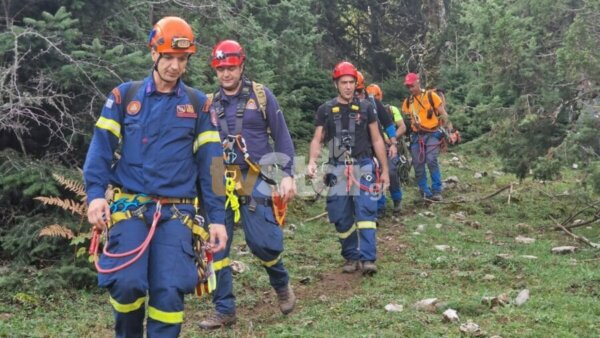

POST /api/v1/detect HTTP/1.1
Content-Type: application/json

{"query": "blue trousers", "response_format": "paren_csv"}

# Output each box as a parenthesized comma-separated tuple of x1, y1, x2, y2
(377, 154, 403, 210)
(410, 131, 443, 198)
(98, 203, 198, 338)
(211, 178, 289, 315)
(326, 159, 378, 262)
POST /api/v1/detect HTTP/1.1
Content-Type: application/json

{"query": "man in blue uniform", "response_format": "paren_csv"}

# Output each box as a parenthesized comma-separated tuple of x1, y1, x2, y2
(307, 61, 389, 275)
(198, 40, 297, 330)
(84, 16, 227, 338)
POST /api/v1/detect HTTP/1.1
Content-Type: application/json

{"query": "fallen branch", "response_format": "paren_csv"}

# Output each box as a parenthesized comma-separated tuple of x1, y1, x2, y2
(305, 212, 328, 223)
(565, 217, 600, 230)
(550, 216, 600, 249)
(562, 200, 600, 227)
(481, 184, 512, 201)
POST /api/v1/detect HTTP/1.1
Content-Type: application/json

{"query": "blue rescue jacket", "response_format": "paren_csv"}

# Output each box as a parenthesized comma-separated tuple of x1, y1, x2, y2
(83, 75, 225, 224)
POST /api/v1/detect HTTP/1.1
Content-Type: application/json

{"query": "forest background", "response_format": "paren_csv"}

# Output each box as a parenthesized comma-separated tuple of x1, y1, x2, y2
(0, 0, 599, 336)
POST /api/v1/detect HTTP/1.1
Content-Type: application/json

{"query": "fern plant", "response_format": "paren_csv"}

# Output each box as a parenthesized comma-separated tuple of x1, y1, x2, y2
(35, 173, 92, 261)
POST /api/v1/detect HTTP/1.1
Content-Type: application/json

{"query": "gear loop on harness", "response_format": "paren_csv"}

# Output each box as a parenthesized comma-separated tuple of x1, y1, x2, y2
(89, 201, 162, 274)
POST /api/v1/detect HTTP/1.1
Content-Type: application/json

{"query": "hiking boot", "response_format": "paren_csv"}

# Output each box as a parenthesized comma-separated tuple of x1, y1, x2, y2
(198, 312, 236, 330)
(392, 200, 402, 214)
(431, 193, 443, 201)
(275, 284, 296, 315)
(342, 259, 360, 273)
(361, 261, 377, 275)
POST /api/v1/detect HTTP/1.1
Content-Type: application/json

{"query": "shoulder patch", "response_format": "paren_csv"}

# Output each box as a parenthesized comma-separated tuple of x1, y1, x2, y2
(127, 100, 142, 115)
(210, 108, 218, 127)
(111, 87, 122, 104)
(105, 98, 114, 109)
(203, 94, 213, 113)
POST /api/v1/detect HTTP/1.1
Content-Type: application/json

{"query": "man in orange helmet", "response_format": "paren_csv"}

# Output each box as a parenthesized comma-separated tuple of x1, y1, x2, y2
(355, 74, 399, 217)
(307, 61, 389, 275)
(366, 83, 407, 214)
(198, 39, 297, 329)
(84, 16, 227, 337)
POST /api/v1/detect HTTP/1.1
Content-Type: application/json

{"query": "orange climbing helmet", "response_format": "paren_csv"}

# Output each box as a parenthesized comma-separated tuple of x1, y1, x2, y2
(356, 71, 365, 90)
(148, 16, 196, 54)
(366, 84, 383, 101)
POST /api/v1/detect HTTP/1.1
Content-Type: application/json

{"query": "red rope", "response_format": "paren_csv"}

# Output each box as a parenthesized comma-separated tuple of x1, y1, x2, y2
(89, 203, 161, 274)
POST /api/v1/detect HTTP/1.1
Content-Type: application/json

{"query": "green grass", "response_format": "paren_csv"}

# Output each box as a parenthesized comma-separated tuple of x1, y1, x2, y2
(1, 147, 599, 337)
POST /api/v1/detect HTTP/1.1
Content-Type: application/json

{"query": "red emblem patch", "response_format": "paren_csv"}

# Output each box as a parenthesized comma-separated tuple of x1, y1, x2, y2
(176, 104, 197, 118)
(127, 100, 141, 115)
(111, 87, 122, 104)
(210, 108, 218, 127)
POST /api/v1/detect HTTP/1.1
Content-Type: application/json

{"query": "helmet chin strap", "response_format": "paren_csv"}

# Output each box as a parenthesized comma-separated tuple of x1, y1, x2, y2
(153, 56, 173, 84)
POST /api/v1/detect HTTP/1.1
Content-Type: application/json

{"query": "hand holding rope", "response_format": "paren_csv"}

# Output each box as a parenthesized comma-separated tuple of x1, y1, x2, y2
(89, 202, 162, 274)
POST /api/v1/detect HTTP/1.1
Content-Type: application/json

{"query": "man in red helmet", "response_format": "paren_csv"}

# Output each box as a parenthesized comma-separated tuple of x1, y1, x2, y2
(83, 16, 227, 337)
(198, 39, 297, 329)
(307, 61, 389, 275)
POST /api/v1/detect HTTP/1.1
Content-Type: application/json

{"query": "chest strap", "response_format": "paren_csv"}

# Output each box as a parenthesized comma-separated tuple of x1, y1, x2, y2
(328, 98, 360, 161)
(214, 78, 252, 137)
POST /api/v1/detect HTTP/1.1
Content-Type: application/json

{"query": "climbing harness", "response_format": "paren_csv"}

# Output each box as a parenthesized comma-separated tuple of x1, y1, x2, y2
(89, 190, 209, 278)
(212, 79, 286, 227)
(89, 202, 162, 274)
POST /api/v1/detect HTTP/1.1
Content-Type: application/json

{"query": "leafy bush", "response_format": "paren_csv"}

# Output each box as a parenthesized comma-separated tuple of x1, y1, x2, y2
(532, 157, 562, 180)
(589, 162, 600, 195)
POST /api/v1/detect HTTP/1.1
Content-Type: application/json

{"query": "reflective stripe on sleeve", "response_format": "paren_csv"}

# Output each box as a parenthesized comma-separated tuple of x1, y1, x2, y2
(193, 130, 220, 153)
(96, 116, 122, 139)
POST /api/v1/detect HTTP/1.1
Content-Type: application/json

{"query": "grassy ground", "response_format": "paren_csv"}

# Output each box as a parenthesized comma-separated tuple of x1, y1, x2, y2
(1, 145, 599, 337)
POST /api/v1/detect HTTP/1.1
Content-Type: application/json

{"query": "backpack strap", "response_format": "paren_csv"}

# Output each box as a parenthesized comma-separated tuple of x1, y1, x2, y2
(251, 81, 270, 135)
(252, 81, 267, 120)
(184, 85, 201, 115)
(123, 81, 144, 110)
(427, 90, 437, 118)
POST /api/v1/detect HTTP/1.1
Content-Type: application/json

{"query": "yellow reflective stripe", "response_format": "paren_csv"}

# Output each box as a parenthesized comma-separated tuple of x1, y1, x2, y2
(147, 305, 184, 324)
(357, 221, 377, 229)
(193, 130, 220, 153)
(109, 295, 145, 313)
(338, 224, 357, 239)
(213, 257, 231, 271)
(96, 116, 121, 139)
(261, 255, 281, 267)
